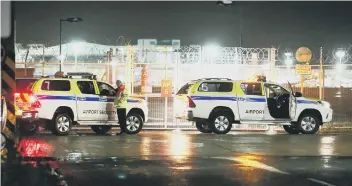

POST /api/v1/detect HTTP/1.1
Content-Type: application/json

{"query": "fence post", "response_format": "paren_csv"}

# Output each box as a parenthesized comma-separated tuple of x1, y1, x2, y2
(319, 47, 324, 100)
(42, 62, 45, 76)
(164, 63, 168, 128)
(300, 75, 304, 94)
(126, 45, 133, 94)
(269, 48, 277, 82)
(172, 51, 179, 125)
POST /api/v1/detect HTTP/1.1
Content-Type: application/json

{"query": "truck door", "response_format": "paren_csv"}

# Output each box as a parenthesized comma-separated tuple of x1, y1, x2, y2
(76, 80, 102, 121)
(97, 82, 118, 121)
(237, 82, 266, 120)
(287, 81, 297, 120)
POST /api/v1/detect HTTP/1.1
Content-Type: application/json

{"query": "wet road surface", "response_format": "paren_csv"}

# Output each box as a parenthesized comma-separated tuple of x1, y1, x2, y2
(20, 131, 352, 186)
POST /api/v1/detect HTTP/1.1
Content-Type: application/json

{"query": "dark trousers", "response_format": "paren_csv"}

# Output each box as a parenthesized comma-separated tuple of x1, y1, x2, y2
(117, 108, 127, 132)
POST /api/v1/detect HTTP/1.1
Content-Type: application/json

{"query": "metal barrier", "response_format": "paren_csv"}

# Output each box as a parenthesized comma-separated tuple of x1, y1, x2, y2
(15, 45, 352, 129)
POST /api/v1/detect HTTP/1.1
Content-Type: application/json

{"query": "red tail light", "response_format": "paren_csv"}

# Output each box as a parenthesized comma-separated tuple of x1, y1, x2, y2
(15, 92, 41, 109)
(187, 96, 196, 108)
(29, 94, 41, 108)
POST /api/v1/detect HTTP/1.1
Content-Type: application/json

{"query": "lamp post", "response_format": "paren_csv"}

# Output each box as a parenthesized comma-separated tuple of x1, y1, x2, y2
(59, 17, 83, 72)
(216, 0, 243, 47)
(284, 52, 293, 69)
(335, 49, 346, 87)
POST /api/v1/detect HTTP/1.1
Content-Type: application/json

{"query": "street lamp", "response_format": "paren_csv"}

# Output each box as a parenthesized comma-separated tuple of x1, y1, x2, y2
(59, 17, 83, 72)
(284, 52, 293, 68)
(217, 0, 233, 6)
(335, 49, 346, 87)
(203, 44, 220, 64)
(71, 41, 85, 70)
(335, 49, 346, 72)
(336, 50, 346, 63)
(216, 1, 243, 47)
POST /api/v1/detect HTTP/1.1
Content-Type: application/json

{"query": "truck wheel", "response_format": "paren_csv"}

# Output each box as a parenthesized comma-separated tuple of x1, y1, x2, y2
(19, 124, 37, 136)
(51, 113, 72, 136)
(195, 121, 212, 133)
(18, 121, 38, 136)
(210, 112, 233, 134)
(125, 113, 143, 134)
(283, 125, 300, 134)
(91, 125, 112, 135)
(298, 114, 320, 134)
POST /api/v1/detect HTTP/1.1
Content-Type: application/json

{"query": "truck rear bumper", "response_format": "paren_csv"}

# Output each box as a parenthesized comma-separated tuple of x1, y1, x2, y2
(16, 110, 39, 123)
(176, 111, 202, 122)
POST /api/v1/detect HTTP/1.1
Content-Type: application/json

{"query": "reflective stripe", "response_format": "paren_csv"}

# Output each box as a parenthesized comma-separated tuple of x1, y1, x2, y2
(115, 88, 129, 108)
(15, 93, 31, 116)
(190, 95, 317, 104)
(36, 94, 138, 103)
(296, 100, 318, 104)
(190, 96, 266, 102)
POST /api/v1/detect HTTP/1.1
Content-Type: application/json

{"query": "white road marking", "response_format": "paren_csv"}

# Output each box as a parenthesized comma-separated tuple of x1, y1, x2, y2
(307, 178, 336, 186)
(213, 157, 289, 174)
(214, 157, 336, 186)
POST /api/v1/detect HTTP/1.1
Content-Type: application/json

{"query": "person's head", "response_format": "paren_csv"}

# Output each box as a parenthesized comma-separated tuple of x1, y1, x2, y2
(116, 80, 123, 87)
(54, 71, 64, 78)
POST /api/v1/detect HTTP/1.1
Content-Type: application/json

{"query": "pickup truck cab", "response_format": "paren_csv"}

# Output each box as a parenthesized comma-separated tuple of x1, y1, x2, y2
(30, 73, 148, 135)
(176, 78, 333, 134)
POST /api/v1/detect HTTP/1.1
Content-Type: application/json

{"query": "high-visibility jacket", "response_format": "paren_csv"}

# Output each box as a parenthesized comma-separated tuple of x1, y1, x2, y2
(114, 85, 128, 108)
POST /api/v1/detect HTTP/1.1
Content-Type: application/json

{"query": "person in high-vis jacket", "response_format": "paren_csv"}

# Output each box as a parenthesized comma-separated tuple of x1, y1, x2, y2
(114, 80, 128, 135)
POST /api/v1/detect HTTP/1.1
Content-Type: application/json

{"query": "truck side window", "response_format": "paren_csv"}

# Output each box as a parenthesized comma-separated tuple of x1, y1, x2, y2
(77, 81, 96, 95)
(198, 82, 233, 92)
(97, 82, 116, 96)
(176, 83, 194, 95)
(264, 84, 289, 96)
(241, 83, 262, 96)
(41, 80, 71, 91)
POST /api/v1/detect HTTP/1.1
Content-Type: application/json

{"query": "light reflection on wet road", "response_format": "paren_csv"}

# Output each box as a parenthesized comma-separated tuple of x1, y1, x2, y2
(24, 131, 352, 157)
(21, 131, 352, 186)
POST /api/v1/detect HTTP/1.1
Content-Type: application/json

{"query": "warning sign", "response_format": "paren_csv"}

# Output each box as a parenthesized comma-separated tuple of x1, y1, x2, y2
(161, 80, 172, 97)
(295, 64, 312, 75)
(295, 47, 312, 63)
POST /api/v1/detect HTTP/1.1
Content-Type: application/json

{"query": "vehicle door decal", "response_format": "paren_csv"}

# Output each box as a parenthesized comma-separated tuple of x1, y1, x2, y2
(190, 95, 266, 102)
(106, 96, 140, 103)
(296, 99, 318, 104)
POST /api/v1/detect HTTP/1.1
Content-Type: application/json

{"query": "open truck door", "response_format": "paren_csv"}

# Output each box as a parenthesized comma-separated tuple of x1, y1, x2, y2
(287, 81, 297, 120)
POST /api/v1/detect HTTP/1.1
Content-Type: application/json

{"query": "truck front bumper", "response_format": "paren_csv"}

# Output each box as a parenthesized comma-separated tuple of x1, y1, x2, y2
(323, 108, 333, 123)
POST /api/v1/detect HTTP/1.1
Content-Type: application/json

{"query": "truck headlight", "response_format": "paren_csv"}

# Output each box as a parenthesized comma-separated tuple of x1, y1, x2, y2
(140, 100, 148, 107)
(320, 101, 330, 108)
(1, 133, 6, 150)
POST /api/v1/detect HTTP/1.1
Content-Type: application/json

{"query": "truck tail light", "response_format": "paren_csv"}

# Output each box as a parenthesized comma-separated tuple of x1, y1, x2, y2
(29, 94, 41, 108)
(187, 96, 196, 108)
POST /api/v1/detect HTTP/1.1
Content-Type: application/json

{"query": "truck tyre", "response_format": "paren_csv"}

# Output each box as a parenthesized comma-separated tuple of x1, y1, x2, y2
(51, 113, 72, 136)
(91, 125, 112, 135)
(298, 114, 320, 134)
(125, 113, 143, 134)
(283, 125, 300, 134)
(209, 112, 233, 134)
(195, 121, 212, 133)
(18, 121, 37, 136)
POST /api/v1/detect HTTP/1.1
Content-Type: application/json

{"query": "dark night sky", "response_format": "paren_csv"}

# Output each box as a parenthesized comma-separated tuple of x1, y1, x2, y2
(15, 1, 352, 49)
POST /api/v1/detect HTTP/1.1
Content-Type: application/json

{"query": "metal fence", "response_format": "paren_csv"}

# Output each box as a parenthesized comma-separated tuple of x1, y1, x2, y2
(15, 45, 352, 130)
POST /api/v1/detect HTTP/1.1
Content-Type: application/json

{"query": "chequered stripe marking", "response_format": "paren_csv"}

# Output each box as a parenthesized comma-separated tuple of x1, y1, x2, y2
(2, 57, 16, 133)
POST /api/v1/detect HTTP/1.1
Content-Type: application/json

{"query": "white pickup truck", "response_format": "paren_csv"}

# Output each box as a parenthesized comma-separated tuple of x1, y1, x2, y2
(29, 73, 148, 135)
